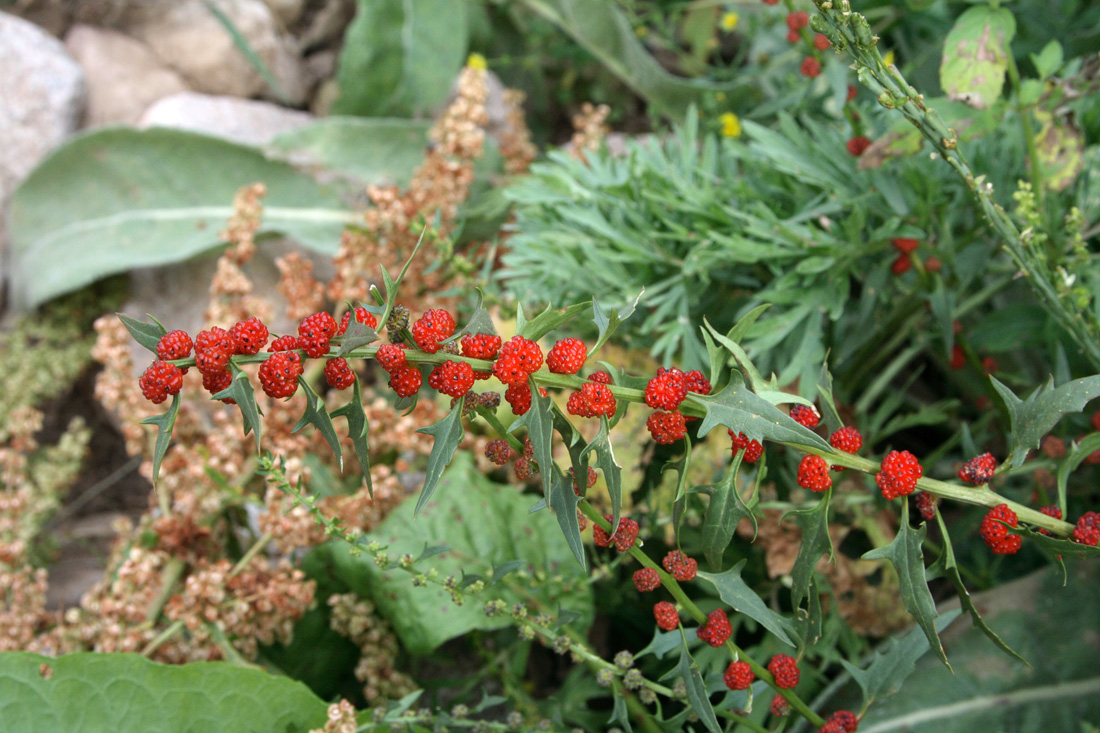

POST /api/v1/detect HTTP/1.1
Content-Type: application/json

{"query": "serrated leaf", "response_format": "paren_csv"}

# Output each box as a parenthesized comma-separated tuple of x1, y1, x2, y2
(609, 688, 634, 733)
(510, 384, 555, 501)
(702, 451, 756, 570)
(141, 392, 180, 484)
(517, 301, 592, 342)
(446, 288, 498, 343)
(695, 379, 831, 452)
(550, 467, 586, 570)
(335, 318, 378, 356)
(413, 397, 466, 516)
(697, 560, 795, 648)
(1056, 433, 1100, 517)
(792, 576, 823, 653)
(376, 226, 429, 337)
(704, 317, 766, 393)
(864, 502, 950, 668)
(582, 415, 622, 536)
(330, 378, 373, 497)
(0, 651, 327, 731)
(840, 609, 962, 709)
(661, 637, 721, 733)
(940, 6, 1016, 109)
(666, 440, 692, 545)
(591, 291, 642, 355)
(213, 363, 264, 453)
(291, 377, 343, 470)
(1016, 527, 1100, 559)
(817, 359, 843, 435)
(636, 627, 682, 661)
(118, 313, 167, 354)
(783, 494, 834, 613)
(991, 374, 1100, 468)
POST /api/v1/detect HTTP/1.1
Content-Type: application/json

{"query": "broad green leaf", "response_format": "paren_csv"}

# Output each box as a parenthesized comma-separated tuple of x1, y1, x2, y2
(839, 610, 962, 710)
(267, 118, 433, 186)
(864, 502, 950, 668)
(332, 0, 468, 117)
(141, 392, 180, 484)
(990, 374, 1100, 468)
(117, 313, 167, 354)
(591, 291, 642, 355)
(214, 363, 263, 453)
(0, 651, 327, 731)
(940, 6, 1016, 109)
(330, 378, 373, 496)
(518, 0, 740, 122)
(517, 301, 592, 342)
(291, 377, 343, 469)
(636, 627, 682, 661)
(510, 384, 556, 501)
(783, 495, 834, 614)
(1031, 40, 1064, 80)
(697, 561, 794, 647)
(660, 637, 721, 733)
(8, 128, 352, 309)
(694, 379, 832, 452)
(1033, 110, 1085, 191)
(1015, 527, 1100, 559)
(701, 451, 755, 570)
(582, 416, 622, 537)
(968, 304, 1047, 353)
(413, 397, 466, 516)
(305, 453, 592, 654)
(550, 467, 586, 570)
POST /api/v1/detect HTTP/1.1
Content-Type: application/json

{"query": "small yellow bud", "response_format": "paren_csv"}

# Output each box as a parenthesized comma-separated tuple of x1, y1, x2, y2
(719, 112, 742, 139)
(883, 49, 895, 67)
(466, 52, 487, 70)
(720, 12, 739, 31)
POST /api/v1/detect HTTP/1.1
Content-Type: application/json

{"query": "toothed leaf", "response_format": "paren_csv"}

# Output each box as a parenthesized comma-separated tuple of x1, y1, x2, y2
(118, 313, 168, 354)
(697, 560, 795, 647)
(330, 377, 373, 496)
(292, 377, 343, 470)
(141, 392, 181, 484)
(213, 363, 263, 453)
(991, 374, 1100, 468)
(783, 493, 834, 613)
(582, 415, 622, 536)
(413, 397, 465, 516)
(694, 379, 831, 452)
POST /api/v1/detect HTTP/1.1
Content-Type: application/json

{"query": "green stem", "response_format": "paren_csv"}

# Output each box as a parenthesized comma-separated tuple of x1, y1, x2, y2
(141, 619, 185, 657)
(1004, 50, 1046, 216)
(145, 557, 186, 624)
(228, 530, 274, 579)
(719, 710, 770, 733)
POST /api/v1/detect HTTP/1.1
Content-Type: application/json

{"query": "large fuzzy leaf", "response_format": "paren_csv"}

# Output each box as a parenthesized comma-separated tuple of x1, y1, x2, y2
(7, 128, 351, 309)
(990, 374, 1100, 468)
(940, 5, 1016, 109)
(267, 118, 433, 185)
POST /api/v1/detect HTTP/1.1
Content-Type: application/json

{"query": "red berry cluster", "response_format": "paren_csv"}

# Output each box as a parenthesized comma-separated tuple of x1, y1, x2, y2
(819, 710, 860, 733)
(876, 449, 922, 500)
(797, 454, 832, 492)
(770, 694, 790, 717)
(980, 503, 1021, 555)
(338, 306, 377, 335)
(546, 338, 587, 374)
(566, 382, 617, 418)
(1074, 511, 1100, 546)
(323, 358, 355, 390)
(139, 360, 184, 404)
(654, 601, 680, 631)
(723, 660, 754, 691)
(297, 312, 337, 358)
(647, 410, 686, 444)
(156, 330, 193, 366)
(229, 317, 269, 355)
(847, 136, 871, 157)
(662, 550, 698, 581)
(1036, 504, 1062, 535)
(411, 309, 456, 354)
(428, 359, 476, 398)
(592, 515, 639, 552)
(768, 653, 800, 689)
(958, 452, 997, 485)
(697, 609, 731, 647)
(568, 465, 598, 495)
(492, 336, 543, 384)
(484, 439, 512, 466)
(461, 333, 500, 380)
(645, 369, 688, 411)
(829, 426, 862, 454)
(789, 404, 820, 429)
(915, 491, 938, 521)
(195, 326, 236, 374)
(258, 351, 304, 399)
(632, 567, 660, 592)
(729, 431, 764, 463)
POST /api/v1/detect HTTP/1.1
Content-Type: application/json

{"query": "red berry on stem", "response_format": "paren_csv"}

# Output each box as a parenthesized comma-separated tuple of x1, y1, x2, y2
(814, 32, 831, 51)
(891, 253, 911, 275)
(588, 370, 612, 384)
(546, 337, 587, 374)
(724, 660, 754, 691)
(892, 237, 920, 254)
(662, 550, 698, 581)
(156, 330, 193, 365)
(388, 365, 422, 398)
(202, 369, 234, 403)
(324, 357, 356, 390)
(1074, 511, 1100, 546)
(411, 309, 456, 354)
(915, 491, 938, 521)
(485, 439, 512, 466)
(645, 369, 688, 411)
(139, 361, 184, 404)
(789, 404, 820, 428)
(258, 351, 303, 399)
(958, 452, 997, 485)
(647, 410, 687, 444)
(195, 327, 237, 375)
(768, 654, 800, 689)
(797, 454, 832, 492)
(697, 609, 731, 647)
(230, 317, 269, 355)
(505, 382, 533, 415)
(268, 335, 299, 352)
(771, 693, 790, 717)
(375, 343, 408, 372)
(633, 568, 660, 592)
(801, 56, 821, 77)
(461, 333, 502, 361)
(654, 601, 679, 631)
(830, 426, 862, 453)
(428, 360, 476, 398)
(949, 343, 966, 369)
(729, 431, 764, 463)
(683, 370, 711, 395)
(876, 449, 922, 500)
(847, 136, 872, 157)
(338, 306, 377, 335)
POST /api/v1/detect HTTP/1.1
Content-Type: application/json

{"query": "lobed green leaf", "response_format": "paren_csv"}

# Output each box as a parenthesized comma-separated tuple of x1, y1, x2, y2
(413, 397, 466, 517)
(141, 392, 181, 485)
(117, 313, 167, 354)
(783, 494, 834, 614)
(291, 377, 343, 470)
(698, 560, 795, 647)
(330, 378, 373, 497)
(213, 363, 263, 453)
(991, 374, 1100, 468)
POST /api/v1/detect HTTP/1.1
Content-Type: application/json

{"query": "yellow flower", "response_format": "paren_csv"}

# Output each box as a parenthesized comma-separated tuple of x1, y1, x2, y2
(720, 11, 739, 31)
(719, 112, 742, 139)
(883, 50, 895, 67)
(466, 53, 487, 70)
(635, 25, 649, 38)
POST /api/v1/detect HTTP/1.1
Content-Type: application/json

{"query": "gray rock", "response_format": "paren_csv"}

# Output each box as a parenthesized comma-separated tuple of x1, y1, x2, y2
(139, 91, 312, 146)
(261, 0, 306, 27)
(127, 0, 308, 106)
(64, 25, 189, 126)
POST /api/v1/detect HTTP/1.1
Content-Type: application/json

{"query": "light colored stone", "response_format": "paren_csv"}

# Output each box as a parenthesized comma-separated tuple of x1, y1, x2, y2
(127, 0, 308, 105)
(64, 24, 189, 126)
(139, 91, 312, 146)
(261, 0, 306, 27)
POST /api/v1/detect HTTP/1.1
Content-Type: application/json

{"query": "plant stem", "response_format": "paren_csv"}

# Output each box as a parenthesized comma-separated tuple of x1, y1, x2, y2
(141, 619, 184, 657)
(228, 530, 274, 578)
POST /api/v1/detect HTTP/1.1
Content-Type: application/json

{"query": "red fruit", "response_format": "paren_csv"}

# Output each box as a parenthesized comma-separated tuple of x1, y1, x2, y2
(982, 356, 998, 375)
(592, 516, 613, 548)
(826, 710, 859, 733)
(633, 568, 660, 592)
(846, 84, 858, 102)
(684, 370, 711, 395)
(847, 136, 872, 157)
(613, 518, 640, 552)
(505, 382, 532, 415)
(645, 369, 688, 411)
(230, 317, 269, 355)
(729, 431, 764, 463)
(697, 609, 731, 647)
(925, 256, 942, 273)
(566, 382, 616, 418)
(800, 56, 821, 78)
(461, 333, 502, 361)
(892, 238, 920, 254)
(588, 370, 612, 384)
(723, 660, 754, 691)
(959, 452, 997, 485)
(268, 335, 299, 352)
(1092, 412, 1100, 432)
(662, 550, 698, 581)
(258, 351, 303, 399)
(375, 343, 408, 372)
(201, 369, 234, 403)
(770, 693, 790, 717)
(762, 0, 779, 4)
(514, 455, 536, 481)
(647, 410, 687, 444)
(814, 33, 831, 51)
(428, 359, 476, 398)
(787, 29, 801, 43)
(156, 330, 193, 365)
(388, 365, 422, 398)
(789, 404, 820, 429)
(876, 449, 922, 500)
(324, 357, 356, 390)
(1074, 511, 1100, 546)
(1037, 504, 1061, 536)
(786, 11, 808, 29)
(891, 253, 911, 275)
(501, 335, 543, 372)
(485, 439, 512, 466)
(338, 306, 377, 335)
(797, 454, 832, 492)
(139, 361, 184, 404)
(298, 312, 338, 358)
(768, 653, 800, 689)
(194, 327, 237, 375)
(830, 426, 862, 453)
(410, 309, 456, 354)
(915, 491, 938, 521)
(980, 503, 1021, 554)
(949, 344, 966, 369)
(1041, 435, 1066, 458)
(568, 466, 598, 495)
(546, 337, 587, 374)
(654, 601, 679, 631)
